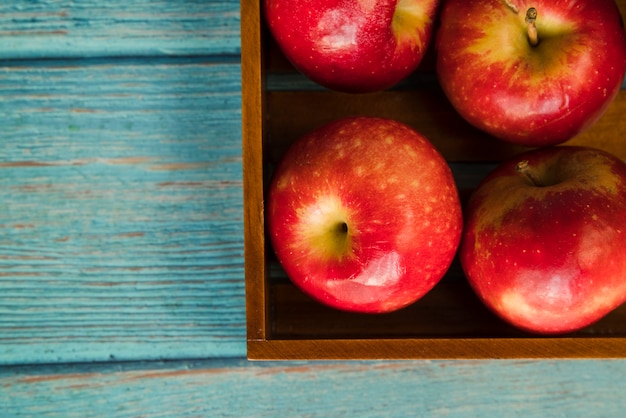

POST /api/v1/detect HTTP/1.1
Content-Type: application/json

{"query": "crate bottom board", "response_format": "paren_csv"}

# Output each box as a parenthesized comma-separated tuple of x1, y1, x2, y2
(247, 336, 626, 360)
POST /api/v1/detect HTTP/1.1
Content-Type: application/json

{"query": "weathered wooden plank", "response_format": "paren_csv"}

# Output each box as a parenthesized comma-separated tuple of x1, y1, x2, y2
(0, 1, 241, 59)
(1, 358, 626, 417)
(0, 58, 246, 364)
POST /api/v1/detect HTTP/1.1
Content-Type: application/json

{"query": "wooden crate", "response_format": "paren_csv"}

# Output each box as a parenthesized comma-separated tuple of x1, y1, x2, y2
(242, 0, 626, 359)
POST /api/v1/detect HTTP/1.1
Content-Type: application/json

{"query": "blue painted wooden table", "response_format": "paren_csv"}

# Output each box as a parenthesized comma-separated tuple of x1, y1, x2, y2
(2, 1, 626, 416)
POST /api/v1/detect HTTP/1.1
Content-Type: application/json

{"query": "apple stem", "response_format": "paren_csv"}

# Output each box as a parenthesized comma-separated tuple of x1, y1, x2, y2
(516, 160, 543, 186)
(526, 7, 539, 47)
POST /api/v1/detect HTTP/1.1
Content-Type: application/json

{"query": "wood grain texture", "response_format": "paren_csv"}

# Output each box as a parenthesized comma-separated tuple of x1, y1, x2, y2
(241, 0, 269, 344)
(0, 58, 246, 364)
(3, 0, 626, 415)
(2, 358, 626, 417)
(0, 1, 241, 59)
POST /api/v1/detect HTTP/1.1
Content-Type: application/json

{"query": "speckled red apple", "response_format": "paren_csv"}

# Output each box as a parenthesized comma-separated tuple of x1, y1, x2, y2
(460, 146, 626, 334)
(436, 0, 626, 146)
(264, 0, 440, 93)
(267, 116, 462, 313)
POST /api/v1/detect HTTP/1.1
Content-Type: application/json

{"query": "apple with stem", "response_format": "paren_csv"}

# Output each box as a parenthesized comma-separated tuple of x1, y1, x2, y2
(436, 0, 626, 147)
(264, 0, 440, 93)
(460, 146, 626, 334)
(267, 116, 462, 313)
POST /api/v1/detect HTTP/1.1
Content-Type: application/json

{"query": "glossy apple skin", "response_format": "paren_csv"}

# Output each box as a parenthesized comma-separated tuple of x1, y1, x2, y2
(264, 0, 440, 93)
(460, 146, 626, 334)
(436, 0, 626, 146)
(267, 116, 462, 313)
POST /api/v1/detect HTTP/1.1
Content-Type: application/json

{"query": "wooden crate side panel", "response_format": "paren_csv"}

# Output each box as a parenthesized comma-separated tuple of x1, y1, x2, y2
(241, 0, 270, 342)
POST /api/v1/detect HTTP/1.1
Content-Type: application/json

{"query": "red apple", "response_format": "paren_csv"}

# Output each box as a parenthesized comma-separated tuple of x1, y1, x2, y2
(267, 116, 462, 313)
(263, 0, 440, 93)
(436, 0, 626, 147)
(460, 146, 626, 334)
